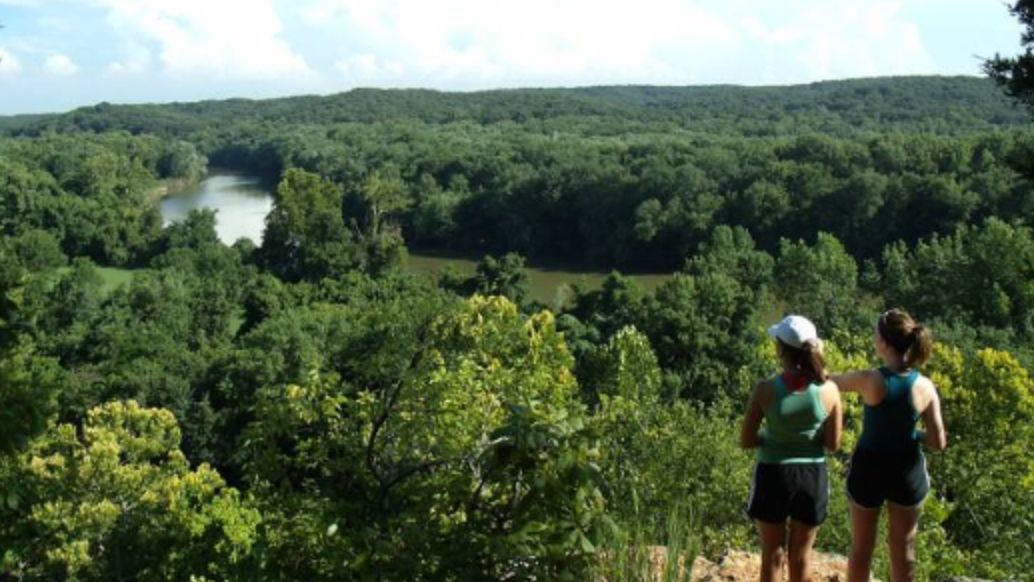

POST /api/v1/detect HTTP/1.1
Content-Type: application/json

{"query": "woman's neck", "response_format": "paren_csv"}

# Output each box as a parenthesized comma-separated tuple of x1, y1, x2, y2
(881, 355, 910, 373)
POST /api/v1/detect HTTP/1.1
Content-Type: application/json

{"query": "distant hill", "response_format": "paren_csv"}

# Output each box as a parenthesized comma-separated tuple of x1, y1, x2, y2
(1, 76, 1028, 138)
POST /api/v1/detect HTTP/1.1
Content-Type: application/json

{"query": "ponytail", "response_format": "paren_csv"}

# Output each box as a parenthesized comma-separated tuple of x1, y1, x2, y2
(906, 324, 933, 367)
(878, 308, 933, 368)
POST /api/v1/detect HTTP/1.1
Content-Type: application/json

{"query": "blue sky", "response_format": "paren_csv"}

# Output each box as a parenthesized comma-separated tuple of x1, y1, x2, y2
(0, 0, 1025, 115)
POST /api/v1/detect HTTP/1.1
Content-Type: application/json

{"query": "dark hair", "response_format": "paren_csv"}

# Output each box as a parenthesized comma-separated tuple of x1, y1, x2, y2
(777, 339, 827, 384)
(877, 308, 933, 367)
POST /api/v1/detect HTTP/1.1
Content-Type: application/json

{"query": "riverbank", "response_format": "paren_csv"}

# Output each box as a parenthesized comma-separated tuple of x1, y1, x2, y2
(146, 176, 198, 203)
(156, 170, 674, 301)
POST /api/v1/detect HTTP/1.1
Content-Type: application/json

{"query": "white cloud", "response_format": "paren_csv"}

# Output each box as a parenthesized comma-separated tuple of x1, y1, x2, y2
(98, 0, 316, 80)
(305, 0, 734, 86)
(334, 53, 406, 81)
(302, 0, 935, 88)
(104, 42, 152, 76)
(42, 52, 78, 76)
(0, 46, 23, 76)
(104, 59, 144, 76)
(739, 1, 934, 84)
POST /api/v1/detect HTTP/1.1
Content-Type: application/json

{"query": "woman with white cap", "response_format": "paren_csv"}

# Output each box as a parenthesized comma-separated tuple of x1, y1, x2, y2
(741, 315, 843, 582)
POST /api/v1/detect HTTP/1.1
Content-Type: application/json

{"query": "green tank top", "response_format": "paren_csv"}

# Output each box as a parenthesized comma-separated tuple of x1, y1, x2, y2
(758, 375, 828, 464)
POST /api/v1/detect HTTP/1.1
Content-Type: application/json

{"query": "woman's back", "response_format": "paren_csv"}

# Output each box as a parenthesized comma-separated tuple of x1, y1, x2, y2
(857, 368, 922, 460)
(834, 308, 947, 582)
(759, 374, 828, 464)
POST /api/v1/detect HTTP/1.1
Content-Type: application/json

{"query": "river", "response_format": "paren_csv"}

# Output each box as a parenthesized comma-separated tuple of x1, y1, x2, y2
(159, 171, 671, 303)
(159, 171, 274, 245)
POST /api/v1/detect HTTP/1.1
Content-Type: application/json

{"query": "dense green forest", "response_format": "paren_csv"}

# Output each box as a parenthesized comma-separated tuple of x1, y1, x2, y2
(7, 77, 1034, 270)
(3, 76, 1027, 136)
(2, 76, 1034, 580)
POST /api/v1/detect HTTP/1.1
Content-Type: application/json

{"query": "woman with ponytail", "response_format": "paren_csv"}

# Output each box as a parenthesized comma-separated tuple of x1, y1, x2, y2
(741, 315, 842, 582)
(834, 308, 946, 582)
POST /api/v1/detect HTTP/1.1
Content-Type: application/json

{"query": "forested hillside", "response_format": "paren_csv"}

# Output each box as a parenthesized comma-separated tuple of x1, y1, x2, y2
(2, 76, 1033, 580)
(5, 76, 1027, 136)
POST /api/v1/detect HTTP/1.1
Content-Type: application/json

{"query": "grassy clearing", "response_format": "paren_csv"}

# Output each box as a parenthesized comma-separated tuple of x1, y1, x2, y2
(95, 267, 136, 292)
(52, 265, 137, 294)
(407, 253, 673, 305)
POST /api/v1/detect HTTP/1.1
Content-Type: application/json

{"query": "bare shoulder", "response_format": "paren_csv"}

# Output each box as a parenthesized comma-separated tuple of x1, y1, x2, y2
(914, 374, 936, 391)
(751, 378, 775, 409)
(912, 374, 939, 410)
(819, 379, 841, 408)
(820, 378, 840, 396)
(753, 378, 775, 397)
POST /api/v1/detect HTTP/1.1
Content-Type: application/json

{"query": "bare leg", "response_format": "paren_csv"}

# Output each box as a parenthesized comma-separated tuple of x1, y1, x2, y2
(886, 501, 921, 582)
(756, 520, 787, 582)
(847, 501, 880, 582)
(787, 520, 820, 582)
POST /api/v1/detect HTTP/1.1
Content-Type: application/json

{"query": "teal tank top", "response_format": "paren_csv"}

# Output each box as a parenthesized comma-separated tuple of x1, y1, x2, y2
(857, 367, 921, 458)
(758, 375, 828, 464)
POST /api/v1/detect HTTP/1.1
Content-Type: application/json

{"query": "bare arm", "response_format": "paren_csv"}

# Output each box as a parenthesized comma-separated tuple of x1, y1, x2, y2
(831, 369, 876, 394)
(918, 382, 947, 451)
(740, 382, 766, 449)
(822, 383, 843, 452)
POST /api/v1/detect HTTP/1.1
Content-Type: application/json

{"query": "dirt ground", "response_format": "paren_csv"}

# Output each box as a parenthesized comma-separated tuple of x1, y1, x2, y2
(658, 548, 880, 581)
(690, 549, 868, 582)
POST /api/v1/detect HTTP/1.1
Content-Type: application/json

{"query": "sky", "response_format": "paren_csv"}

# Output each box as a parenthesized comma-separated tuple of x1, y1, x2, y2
(0, 0, 1026, 115)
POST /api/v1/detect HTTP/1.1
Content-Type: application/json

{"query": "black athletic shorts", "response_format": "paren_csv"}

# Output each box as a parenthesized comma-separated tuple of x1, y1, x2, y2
(746, 462, 829, 526)
(846, 448, 930, 508)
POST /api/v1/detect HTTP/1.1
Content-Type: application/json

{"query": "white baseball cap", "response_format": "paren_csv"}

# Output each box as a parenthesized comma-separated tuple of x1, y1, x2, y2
(767, 315, 818, 349)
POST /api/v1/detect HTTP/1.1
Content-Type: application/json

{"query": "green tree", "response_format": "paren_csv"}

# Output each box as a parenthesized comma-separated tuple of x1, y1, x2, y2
(587, 329, 754, 554)
(684, 225, 774, 296)
(155, 208, 220, 254)
(0, 249, 59, 455)
(472, 252, 530, 305)
(157, 140, 207, 181)
(985, 1, 1034, 115)
(639, 272, 762, 403)
(879, 218, 1034, 337)
(924, 346, 1034, 578)
(261, 168, 359, 281)
(0, 401, 260, 581)
(774, 232, 862, 333)
(3, 229, 66, 272)
(566, 272, 647, 345)
(356, 167, 412, 238)
(241, 296, 606, 580)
